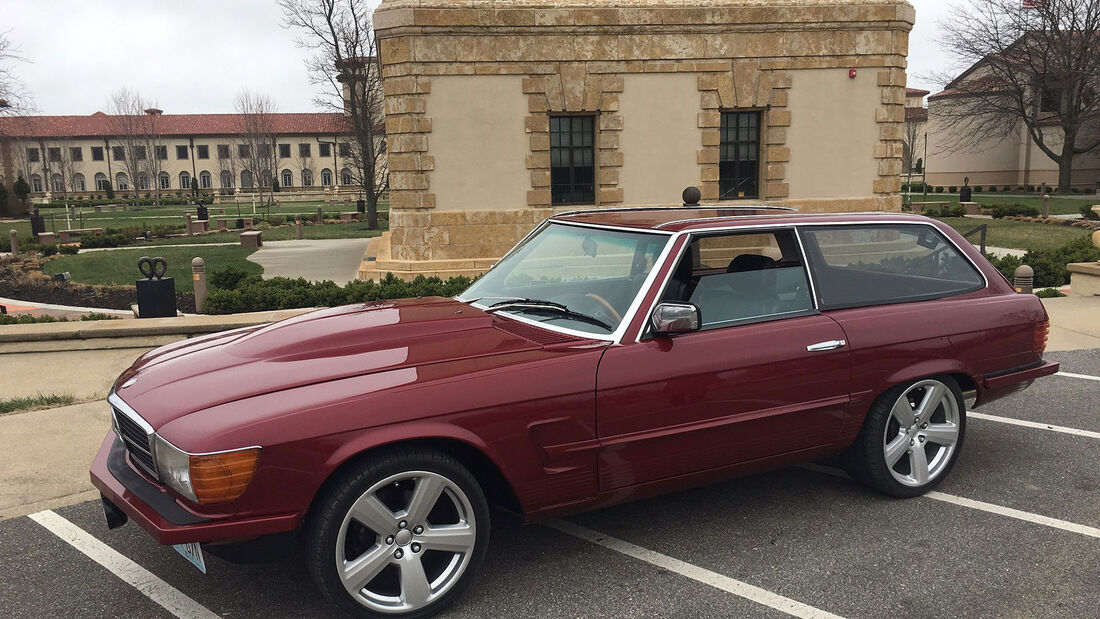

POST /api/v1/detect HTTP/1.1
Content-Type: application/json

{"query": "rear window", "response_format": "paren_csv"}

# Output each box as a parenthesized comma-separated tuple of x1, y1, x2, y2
(801, 225, 984, 309)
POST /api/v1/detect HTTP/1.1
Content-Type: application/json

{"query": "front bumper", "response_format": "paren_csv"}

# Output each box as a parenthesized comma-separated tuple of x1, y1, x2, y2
(89, 433, 300, 546)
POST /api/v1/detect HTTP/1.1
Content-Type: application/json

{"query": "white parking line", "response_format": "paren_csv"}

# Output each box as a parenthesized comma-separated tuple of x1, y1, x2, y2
(797, 464, 1100, 539)
(968, 411, 1100, 439)
(1056, 371, 1100, 382)
(28, 510, 219, 619)
(923, 492, 1100, 539)
(547, 519, 846, 619)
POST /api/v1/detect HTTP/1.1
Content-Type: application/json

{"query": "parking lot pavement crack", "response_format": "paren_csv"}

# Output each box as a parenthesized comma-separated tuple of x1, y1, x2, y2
(546, 519, 846, 619)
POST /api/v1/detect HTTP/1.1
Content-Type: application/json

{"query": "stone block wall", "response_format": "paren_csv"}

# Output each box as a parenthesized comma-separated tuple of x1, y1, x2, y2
(365, 0, 915, 281)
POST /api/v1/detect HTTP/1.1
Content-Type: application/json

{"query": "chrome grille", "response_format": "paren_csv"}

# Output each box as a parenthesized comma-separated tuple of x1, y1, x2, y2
(110, 396, 157, 478)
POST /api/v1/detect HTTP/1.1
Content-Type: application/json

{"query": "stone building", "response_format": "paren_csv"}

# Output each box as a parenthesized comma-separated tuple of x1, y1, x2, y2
(0, 112, 353, 209)
(361, 0, 915, 280)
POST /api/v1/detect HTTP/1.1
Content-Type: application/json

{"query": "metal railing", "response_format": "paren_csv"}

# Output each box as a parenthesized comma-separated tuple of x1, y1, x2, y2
(962, 224, 988, 255)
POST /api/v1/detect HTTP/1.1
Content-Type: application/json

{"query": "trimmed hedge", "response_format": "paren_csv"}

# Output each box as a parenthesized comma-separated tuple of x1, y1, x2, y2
(990, 204, 1041, 219)
(202, 271, 475, 314)
(987, 235, 1100, 288)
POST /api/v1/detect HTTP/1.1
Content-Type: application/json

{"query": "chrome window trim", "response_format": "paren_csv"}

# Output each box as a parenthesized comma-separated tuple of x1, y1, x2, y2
(458, 221, 676, 344)
(796, 221, 990, 295)
(553, 205, 795, 220)
(632, 220, 988, 343)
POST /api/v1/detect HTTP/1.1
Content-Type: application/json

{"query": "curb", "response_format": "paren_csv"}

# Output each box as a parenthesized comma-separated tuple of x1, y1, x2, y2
(0, 308, 316, 353)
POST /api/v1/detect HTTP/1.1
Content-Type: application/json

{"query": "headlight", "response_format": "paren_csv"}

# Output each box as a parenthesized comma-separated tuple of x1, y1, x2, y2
(153, 436, 261, 505)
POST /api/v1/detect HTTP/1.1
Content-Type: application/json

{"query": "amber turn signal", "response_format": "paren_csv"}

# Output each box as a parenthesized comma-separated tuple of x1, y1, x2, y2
(189, 448, 261, 505)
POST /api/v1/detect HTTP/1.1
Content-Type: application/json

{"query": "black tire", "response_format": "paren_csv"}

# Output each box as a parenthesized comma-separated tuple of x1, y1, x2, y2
(843, 375, 967, 498)
(306, 448, 491, 618)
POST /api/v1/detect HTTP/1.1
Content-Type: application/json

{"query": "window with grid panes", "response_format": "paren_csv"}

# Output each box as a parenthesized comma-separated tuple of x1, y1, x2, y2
(719, 111, 760, 199)
(550, 115, 595, 205)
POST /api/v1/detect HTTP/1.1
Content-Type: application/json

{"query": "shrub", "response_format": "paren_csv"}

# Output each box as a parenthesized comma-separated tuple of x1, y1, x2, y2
(268, 215, 285, 226)
(58, 245, 79, 255)
(202, 273, 476, 314)
(40, 245, 59, 257)
(988, 235, 1100, 287)
(209, 266, 252, 291)
(1027, 185, 1036, 192)
(78, 233, 134, 249)
(991, 204, 1040, 219)
(923, 206, 966, 218)
(1081, 205, 1100, 221)
(989, 186, 998, 192)
(935, 186, 944, 193)
(1035, 288, 1066, 298)
(1003, 186, 1011, 192)
(949, 186, 958, 193)
(973, 186, 984, 192)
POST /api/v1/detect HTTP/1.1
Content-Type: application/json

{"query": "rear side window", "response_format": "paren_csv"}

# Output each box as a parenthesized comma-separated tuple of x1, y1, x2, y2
(801, 225, 984, 310)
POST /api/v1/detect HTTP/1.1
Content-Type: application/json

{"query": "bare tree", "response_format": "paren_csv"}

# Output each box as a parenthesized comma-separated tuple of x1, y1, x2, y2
(280, 0, 387, 229)
(935, 0, 1100, 191)
(107, 88, 156, 200)
(902, 109, 925, 180)
(235, 90, 281, 208)
(0, 30, 32, 115)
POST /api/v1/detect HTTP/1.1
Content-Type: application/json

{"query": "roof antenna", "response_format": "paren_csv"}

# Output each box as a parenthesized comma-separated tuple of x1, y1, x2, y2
(682, 186, 701, 207)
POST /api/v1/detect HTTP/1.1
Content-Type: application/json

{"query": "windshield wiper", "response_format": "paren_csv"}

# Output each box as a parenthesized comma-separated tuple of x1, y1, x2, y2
(484, 299, 615, 332)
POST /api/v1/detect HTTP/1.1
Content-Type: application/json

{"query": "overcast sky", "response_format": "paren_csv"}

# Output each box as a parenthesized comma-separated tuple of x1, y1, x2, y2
(6, 0, 957, 115)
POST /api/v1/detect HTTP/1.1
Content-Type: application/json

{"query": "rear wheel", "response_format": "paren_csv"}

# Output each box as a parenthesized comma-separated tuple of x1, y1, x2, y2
(306, 449, 490, 618)
(845, 376, 966, 497)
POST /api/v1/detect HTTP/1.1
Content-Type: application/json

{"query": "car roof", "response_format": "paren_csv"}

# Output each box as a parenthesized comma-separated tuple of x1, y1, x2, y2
(550, 206, 936, 233)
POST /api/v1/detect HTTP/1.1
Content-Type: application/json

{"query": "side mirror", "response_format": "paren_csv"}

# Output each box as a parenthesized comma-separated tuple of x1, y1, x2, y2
(650, 303, 701, 336)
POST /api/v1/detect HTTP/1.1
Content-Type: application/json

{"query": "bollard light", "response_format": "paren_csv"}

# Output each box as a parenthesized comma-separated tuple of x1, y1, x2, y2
(192, 257, 208, 314)
(9, 230, 19, 256)
(1013, 265, 1034, 294)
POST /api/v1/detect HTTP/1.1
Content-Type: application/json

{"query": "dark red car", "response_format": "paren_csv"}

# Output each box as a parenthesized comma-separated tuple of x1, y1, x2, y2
(91, 207, 1058, 617)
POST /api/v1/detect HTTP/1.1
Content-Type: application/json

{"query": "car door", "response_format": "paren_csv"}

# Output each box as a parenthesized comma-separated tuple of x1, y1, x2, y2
(594, 228, 852, 491)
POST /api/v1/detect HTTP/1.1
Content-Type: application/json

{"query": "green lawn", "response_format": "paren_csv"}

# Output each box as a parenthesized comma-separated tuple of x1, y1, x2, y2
(138, 221, 386, 246)
(6, 200, 389, 237)
(43, 246, 263, 293)
(906, 193, 1093, 216)
(937, 217, 1092, 253)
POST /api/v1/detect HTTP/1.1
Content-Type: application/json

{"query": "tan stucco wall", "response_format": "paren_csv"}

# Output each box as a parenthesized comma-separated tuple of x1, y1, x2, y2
(427, 76, 530, 211)
(619, 73, 701, 205)
(787, 68, 880, 199)
(925, 105, 1100, 189)
(366, 0, 914, 281)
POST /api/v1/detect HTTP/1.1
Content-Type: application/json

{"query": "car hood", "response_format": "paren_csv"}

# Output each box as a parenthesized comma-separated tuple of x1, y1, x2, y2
(112, 297, 550, 429)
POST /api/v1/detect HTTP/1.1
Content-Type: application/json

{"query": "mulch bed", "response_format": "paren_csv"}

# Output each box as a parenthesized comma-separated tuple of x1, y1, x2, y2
(0, 257, 195, 313)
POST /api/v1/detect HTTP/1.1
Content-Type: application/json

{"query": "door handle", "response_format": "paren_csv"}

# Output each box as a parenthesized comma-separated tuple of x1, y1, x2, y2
(807, 339, 846, 352)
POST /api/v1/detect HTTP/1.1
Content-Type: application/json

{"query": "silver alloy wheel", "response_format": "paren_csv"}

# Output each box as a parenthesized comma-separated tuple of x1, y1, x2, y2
(882, 379, 961, 487)
(335, 470, 477, 614)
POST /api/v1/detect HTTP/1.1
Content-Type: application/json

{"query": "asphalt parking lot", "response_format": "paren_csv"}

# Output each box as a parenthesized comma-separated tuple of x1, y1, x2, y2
(1, 349, 1096, 619)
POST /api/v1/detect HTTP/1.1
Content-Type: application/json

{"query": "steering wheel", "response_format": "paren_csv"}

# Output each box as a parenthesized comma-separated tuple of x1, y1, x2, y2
(584, 293, 622, 323)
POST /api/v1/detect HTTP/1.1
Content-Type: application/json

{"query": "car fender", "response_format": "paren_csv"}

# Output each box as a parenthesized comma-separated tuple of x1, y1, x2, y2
(314, 420, 526, 509)
(883, 359, 972, 394)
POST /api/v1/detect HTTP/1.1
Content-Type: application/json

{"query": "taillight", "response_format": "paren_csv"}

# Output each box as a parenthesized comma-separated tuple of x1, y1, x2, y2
(1034, 320, 1049, 354)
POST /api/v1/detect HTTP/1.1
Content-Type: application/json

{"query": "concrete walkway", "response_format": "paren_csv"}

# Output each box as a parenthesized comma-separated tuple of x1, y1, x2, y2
(247, 238, 373, 285)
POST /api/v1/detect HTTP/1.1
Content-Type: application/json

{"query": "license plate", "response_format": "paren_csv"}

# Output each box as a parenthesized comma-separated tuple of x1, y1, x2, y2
(173, 542, 207, 574)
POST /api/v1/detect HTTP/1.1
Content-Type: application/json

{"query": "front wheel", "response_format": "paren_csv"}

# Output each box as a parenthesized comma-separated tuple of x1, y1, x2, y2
(306, 449, 490, 618)
(844, 376, 967, 497)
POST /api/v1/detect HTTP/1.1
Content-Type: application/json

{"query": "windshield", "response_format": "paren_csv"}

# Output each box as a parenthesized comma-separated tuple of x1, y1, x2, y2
(460, 223, 670, 335)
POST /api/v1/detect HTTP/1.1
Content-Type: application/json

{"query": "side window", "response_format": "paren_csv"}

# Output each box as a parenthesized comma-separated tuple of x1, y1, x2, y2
(801, 225, 984, 309)
(663, 229, 814, 329)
